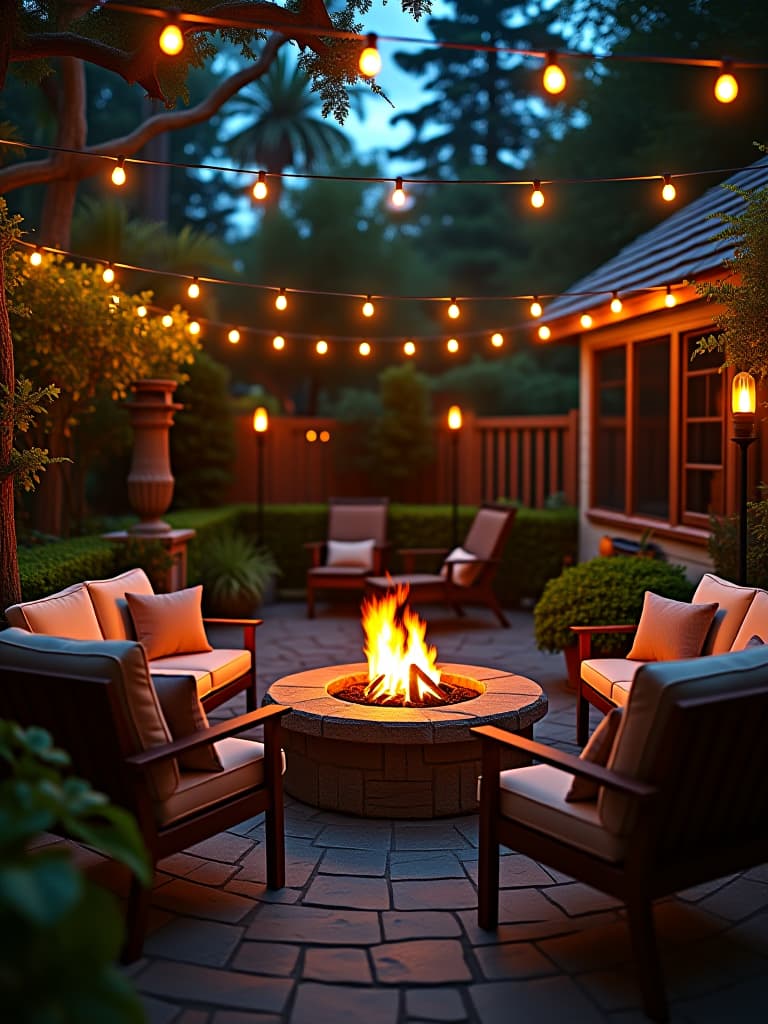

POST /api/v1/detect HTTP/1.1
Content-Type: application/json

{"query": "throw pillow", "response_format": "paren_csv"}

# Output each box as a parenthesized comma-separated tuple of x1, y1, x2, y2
(440, 546, 482, 587)
(125, 587, 212, 661)
(325, 538, 376, 570)
(627, 591, 718, 662)
(566, 707, 623, 802)
(152, 674, 223, 772)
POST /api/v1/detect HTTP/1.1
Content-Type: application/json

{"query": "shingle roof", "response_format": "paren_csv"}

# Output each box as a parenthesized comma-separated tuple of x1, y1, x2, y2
(543, 155, 768, 323)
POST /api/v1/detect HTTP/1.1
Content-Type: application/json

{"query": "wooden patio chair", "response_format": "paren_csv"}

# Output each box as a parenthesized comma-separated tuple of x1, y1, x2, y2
(0, 629, 289, 962)
(472, 647, 768, 1021)
(305, 496, 389, 618)
(365, 503, 516, 627)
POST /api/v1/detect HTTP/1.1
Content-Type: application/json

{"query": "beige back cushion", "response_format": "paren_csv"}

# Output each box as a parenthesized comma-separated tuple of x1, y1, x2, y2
(328, 500, 388, 545)
(5, 584, 103, 640)
(692, 573, 756, 654)
(87, 568, 154, 641)
(600, 646, 768, 835)
(0, 628, 177, 800)
(464, 506, 511, 560)
(731, 590, 768, 650)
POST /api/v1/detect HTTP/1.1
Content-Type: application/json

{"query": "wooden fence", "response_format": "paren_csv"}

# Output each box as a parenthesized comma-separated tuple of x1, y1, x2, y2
(228, 409, 579, 508)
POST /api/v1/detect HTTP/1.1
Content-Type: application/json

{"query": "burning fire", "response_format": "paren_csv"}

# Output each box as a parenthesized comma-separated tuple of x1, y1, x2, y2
(361, 584, 444, 705)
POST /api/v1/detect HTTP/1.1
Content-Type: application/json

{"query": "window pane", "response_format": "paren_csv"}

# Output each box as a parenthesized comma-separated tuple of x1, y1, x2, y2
(687, 375, 723, 419)
(686, 469, 723, 515)
(594, 347, 626, 510)
(687, 422, 722, 465)
(634, 338, 669, 518)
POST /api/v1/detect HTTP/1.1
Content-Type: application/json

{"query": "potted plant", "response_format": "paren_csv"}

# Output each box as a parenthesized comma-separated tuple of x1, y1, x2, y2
(198, 529, 281, 617)
(533, 556, 694, 687)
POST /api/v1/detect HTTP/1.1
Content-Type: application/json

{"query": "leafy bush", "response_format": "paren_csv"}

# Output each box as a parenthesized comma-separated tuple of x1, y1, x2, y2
(709, 491, 768, 589)
(197, 530, 280, 617)
(534, 556, 694, 655)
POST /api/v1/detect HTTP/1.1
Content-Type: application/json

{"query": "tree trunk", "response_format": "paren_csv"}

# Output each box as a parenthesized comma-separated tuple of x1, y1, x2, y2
(0, 252, 21, 608)
(139, 97, 171, 223)
(39, 57, 87, 248)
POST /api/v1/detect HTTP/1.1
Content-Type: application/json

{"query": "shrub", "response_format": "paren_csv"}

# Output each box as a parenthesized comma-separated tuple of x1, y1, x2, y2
(534, 556, 694, 655)
(196, 530, 280, 617)
(709, 491, 768, 589)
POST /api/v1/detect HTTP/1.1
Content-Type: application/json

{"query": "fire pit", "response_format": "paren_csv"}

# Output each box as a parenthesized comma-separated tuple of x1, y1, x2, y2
(264, 586, 547, 818)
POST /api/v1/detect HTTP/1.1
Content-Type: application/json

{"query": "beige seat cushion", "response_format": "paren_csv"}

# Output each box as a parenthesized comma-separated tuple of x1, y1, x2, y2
(731, 590, 768, 650)
(0, 628, 178, 801)
(581, 658, 646, 702)
(87, 568, 154, 641)
(496, 763, 624, 862)
(627, 591, 717, 661)
(5, 584, 103, 640)
(692, 573, 756, 654)
(149, 649, 251, 695)
(150, 666, 213, 698)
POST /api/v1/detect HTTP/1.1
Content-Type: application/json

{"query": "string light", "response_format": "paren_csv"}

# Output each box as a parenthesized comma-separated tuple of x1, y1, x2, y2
(359, 33, 382, 78)
(362, 296, 375, 318)
(580, 313, 593, 329)
(610, 292, 623, 314)
(102, 263, 115, 284)
(158, 21, 184, 56)
(275, 288, 288, 311)
(391, 176, 406, 207)
(273, 334, 286, 350)
(531, 180, 545, 209)
(227, 328, 241, 344)
(29, 247, 42, 267)
(252, 170, 268, 201)
(714, 63, 738, 103)
(538, 325, 552, 341)
(320, 430, 331, 443)
(161, 313, 173, 328)
(316, 339, 328, 355)
(111, 156, 126, 187)
(136, 305, 148, 317)
(359, 341, 371, 357)
(491, 332, 504, 348)
(661, 174, 677, 201)
(306, 429, 317, 442)
(403, 340, 416, 356)
(447, 298, 460, 319)
(447, 338, 459, 353)
(542, 52, 567, 95)
(188, 320, 201, 335)
(187, 277, 200, 299)
(530, 298, 543, 318)
(665, 285, 677, 308)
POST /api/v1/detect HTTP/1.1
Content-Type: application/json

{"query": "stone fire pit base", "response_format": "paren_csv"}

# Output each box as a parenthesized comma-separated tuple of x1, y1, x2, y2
(265, 662, 547, 819)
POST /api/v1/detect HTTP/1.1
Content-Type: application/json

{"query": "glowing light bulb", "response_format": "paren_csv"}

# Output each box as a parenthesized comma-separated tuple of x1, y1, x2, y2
(391, 177, 406, 207)
(136, 305, 148, 318)
(252, 171, 268, 201)
(111, 157, 126, 187)
(610, 293, 623, 314)
(316, 339, 328, 355)
(275, 288, 287, 311)
(359, 34, 382, 78)
(530, 298, 543, 318)
(306, 429, 317, 442)
(187, 278, 200, 299)
(531, 181, 545, 209)
(362, 297, 375, 318)
(447, 338, 459, 354)
(320, 430, 330, 443)
(661, 175, 676, 202)
(538, 324, 551, 341)
(253, 407, 268, 433)
(188, 320, 201, 335)
(714, 66, 738, 104)
(272, 334, 285, 350)
(161, 313, 173, 328)
(448, 405, 462, 430)
(447, 299, 460, 320)
(543, 53, 566, 95)
(403, 340, 416, 357)
(580, 313, 593, 329)
(159, 22, 184, 56)
(102, 264, 115, 285)
(29, 247, 42, 267)
(228, 328, 241, 344)
(665, 286, 677, 308)
(491, 332, 504, 348)
(359, 341, 371, 357)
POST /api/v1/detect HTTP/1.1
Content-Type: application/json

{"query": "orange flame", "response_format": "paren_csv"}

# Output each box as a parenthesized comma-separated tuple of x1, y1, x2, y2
(361, 583, 443, 705)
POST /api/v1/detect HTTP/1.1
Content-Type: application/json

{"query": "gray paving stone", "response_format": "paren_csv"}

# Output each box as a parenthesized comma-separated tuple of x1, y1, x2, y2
(393, 824, 471, 851)
(225, 879, 301, 904)
(372, 939, 471, 985)
(246, 904, 381, 944)
(211, 1013, 280, 1024)
(463, 854, 554, 888)
(381, 910, 462, 941)
(474, 941, 558, 980)
(304, 874, 392, 910)
(140, 994, 180, 1024)
(389, 851, 465, 880)
(231, 941, 300, 977)
(143, 917, 244, 967)
(497, 887, 572, 924)
(544, 882, 623, 916)
(290, 982, 399, 1024)
(152, 879, 254, 924)
(314, 823, 394, 851)
(137, 961, 292, 1013)
(319, 846, 388, 876)
(675, 974, 768, 1023)
(393, 879, 477, 911)
(468, 977, 606, 1023)
(237, 844, 322, 888)
(176, 1010, 209, 1024)
(186, 834, 255, 864)
(186, 861, 239, 887)
(304, 946, 373, 983)
(538, 919, 633, 972)
(697, 877, 768, 922)
(405, 988, 468, 1022)
(157, 852, 207, 877)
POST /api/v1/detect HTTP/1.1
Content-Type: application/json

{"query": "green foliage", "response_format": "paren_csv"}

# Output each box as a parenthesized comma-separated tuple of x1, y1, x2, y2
(196, 530, 280, 617)
(708, 488, 768, 589)
(534, 556, 694, 654)
(0, 377, 64, 491)
(0, 720, 150, 1023)
(367, 364, 435, 491)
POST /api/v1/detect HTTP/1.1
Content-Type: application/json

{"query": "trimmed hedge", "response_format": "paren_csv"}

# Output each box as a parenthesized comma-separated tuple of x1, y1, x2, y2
(17, 537, 118, 602)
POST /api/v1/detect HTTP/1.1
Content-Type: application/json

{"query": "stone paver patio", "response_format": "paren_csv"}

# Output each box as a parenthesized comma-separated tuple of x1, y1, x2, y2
(127, 601, 768, 1023)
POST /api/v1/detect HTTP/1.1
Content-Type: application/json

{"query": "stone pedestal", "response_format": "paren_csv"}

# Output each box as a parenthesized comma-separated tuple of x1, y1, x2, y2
(126, 379, 181, 536)
(102, 528, 196, 593)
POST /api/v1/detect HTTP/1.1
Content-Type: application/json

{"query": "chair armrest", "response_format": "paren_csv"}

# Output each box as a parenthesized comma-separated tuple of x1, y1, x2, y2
(570, 623, 636, 661)
(472, 724, 657, 802)
(304, 540, 325, 568)
(203, 617, 262, 652)
(125, 704, 291, 770)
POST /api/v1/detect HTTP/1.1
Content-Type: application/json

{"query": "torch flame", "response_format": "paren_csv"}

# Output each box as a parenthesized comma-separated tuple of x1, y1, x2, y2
(361, 583, 443, 705)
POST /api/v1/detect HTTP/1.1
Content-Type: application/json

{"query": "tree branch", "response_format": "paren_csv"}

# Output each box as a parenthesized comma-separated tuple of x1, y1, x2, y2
(0, 34, 286, 195)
